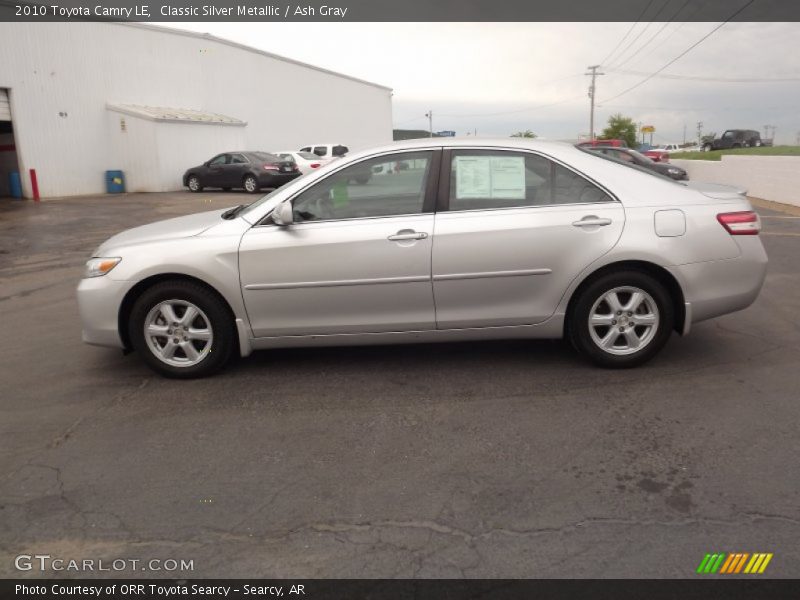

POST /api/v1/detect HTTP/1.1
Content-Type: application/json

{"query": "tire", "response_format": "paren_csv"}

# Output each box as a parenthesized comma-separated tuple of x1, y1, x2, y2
(243, 174, 260, 194)
(567, 270, 674, 368)
(187, 175, 203, 192)
(129, 280, 235, 378)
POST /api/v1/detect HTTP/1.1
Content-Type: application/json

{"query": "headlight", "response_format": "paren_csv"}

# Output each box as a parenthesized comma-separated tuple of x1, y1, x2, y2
(667, 168, 683, 175)
(84, 257, 121, 278)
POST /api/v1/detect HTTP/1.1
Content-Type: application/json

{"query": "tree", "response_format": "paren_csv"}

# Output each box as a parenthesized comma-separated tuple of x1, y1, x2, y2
(600, 114, 637, 148)
(511, 130, 537, 138)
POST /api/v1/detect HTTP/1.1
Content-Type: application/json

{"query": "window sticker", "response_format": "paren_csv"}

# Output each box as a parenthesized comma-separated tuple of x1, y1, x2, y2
(455, 155, 526, 200)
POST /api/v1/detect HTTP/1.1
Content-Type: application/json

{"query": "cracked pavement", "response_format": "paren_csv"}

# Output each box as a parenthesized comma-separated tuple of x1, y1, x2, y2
(0, 192, 798, 578)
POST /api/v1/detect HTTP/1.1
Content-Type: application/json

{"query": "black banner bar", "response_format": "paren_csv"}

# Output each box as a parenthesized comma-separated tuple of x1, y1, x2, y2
(4, 579, 800, 600)
(2, 0, 800, 22)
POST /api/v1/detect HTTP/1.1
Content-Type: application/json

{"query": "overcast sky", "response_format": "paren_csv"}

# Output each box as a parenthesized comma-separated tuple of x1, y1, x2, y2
(159, 22, 800, 145)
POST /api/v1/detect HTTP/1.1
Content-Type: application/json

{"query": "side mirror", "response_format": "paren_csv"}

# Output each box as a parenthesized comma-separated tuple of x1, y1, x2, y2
(271, 202, 294, 226)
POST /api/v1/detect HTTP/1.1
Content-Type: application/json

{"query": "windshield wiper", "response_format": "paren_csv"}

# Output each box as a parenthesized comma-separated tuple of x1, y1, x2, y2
(221, 204, 247, 220)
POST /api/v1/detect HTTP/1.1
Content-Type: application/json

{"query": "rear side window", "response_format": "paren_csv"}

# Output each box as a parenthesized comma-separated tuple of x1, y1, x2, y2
(313, 146, 328, 157)
(230, 153, 248, 164)
(332, 145, 349, 157)
(448, 150, 612, 211)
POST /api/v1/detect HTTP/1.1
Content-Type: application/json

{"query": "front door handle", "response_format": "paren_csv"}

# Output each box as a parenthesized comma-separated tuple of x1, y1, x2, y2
(572, 217, 612, 227)
(388, 229, 428, 241)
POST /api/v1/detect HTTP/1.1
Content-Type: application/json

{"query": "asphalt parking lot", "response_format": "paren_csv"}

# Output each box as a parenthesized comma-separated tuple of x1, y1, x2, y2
(1, 191, 798, 578)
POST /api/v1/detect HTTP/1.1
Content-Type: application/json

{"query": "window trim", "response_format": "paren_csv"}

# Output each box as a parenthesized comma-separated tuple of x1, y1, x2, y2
(438, 146, 619, 213)
(255, 148, 442, 227)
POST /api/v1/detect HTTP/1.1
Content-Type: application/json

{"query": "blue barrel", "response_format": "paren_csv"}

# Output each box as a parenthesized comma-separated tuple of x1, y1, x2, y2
(8, 171, 22, 199)
(105, 170, 125, 194)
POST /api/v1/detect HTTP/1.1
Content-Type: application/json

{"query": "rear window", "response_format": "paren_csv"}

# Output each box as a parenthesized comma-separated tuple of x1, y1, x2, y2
(253, 152, 281, 162)
(578, 146, 678, 184)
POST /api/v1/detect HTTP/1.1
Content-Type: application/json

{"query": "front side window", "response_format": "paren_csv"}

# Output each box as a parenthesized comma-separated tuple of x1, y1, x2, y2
(209, 154, 227, 166)
(291, 151, 432, 222)
(448, 150, 611, 211)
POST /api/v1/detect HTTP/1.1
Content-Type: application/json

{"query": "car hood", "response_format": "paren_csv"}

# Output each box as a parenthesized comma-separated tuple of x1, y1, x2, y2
(681, 181, 748, 200)
(95, 208, 230, 254)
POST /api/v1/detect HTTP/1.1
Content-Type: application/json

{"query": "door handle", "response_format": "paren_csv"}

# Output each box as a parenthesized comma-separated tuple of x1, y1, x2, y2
(572, 217, 612, 227)
(388, 230, 428, 241)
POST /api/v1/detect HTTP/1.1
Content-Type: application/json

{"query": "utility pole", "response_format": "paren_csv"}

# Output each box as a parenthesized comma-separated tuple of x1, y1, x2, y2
(683, 123, 687, 145)
(696, 121, 703, 144)
(425, 110, 433, 137)
(586, 65, 603, 141)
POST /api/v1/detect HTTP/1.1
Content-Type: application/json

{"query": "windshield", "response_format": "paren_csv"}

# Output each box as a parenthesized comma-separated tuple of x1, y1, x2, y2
(576, 146, 679, 184)
(238, 187, 287, 221)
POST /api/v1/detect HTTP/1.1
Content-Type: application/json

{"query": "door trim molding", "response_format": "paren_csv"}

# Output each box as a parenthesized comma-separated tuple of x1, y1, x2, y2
(244, 275, 431, 291)
(433, 268, 552, 282)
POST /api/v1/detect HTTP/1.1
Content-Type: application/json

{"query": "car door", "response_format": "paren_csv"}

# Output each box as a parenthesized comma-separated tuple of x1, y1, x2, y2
(227, 153, 251, 187)
(431, 148, 624, 329)
(238, 149, 440, 337)
(205, 154, 228, 187)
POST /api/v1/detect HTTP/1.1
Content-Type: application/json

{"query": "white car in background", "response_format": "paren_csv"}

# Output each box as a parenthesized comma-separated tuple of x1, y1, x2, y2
(272, 151, 331, 175)
(299, 143, 349, 159)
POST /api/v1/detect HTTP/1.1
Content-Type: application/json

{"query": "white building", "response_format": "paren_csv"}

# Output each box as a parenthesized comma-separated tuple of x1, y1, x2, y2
(0, 22, 393, 198)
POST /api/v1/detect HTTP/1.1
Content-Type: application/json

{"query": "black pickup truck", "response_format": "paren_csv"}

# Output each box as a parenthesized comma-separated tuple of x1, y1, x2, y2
(702, 129, 773, 151)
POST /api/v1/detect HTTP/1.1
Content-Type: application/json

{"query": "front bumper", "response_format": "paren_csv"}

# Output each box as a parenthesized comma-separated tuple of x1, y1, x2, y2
(77, 276, 133, 349)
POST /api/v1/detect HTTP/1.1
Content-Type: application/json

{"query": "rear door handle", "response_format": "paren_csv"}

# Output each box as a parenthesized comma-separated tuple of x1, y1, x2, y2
(388, 229, 428, 241)
(572, 217, 612, 227)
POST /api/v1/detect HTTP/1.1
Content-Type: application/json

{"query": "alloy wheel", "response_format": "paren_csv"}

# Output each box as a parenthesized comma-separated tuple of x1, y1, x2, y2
(588, 286, 660, 356)
(143, 300, 213, 367)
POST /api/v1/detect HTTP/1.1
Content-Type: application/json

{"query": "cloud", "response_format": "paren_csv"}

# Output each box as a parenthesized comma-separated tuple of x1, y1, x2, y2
(159, 22, 800, 144)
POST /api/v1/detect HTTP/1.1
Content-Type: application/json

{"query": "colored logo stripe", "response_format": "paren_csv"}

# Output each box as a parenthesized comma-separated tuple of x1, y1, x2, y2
(697, 552, 773, 574)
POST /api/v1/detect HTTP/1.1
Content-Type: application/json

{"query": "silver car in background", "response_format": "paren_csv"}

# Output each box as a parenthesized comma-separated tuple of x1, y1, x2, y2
(77, 138, 767, 378)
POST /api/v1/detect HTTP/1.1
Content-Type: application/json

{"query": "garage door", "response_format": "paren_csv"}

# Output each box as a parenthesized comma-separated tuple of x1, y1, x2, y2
(0, 89, 10, 121)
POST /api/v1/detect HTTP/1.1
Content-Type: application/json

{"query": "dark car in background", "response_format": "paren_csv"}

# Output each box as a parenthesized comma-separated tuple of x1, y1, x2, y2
(183, 151, 301, 193)
(584, 146, 688, 180)
(702, 130, 769, 152)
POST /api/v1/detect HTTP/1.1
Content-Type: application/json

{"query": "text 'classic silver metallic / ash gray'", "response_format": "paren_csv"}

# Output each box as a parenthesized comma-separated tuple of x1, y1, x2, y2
(77, 138, 768, 378)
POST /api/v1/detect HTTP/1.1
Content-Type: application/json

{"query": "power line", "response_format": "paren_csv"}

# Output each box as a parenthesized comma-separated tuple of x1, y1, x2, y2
(600, 0, 657, 67)
(600, 0, 758, 104)
(611, 0, 693, 70)
(605, 67, 800, 83)
(607, 0, 674, 69)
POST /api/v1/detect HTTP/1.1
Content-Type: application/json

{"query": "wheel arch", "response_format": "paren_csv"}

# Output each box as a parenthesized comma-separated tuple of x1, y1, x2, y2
(118, 273, 237, 351)
(564, 260, 686, 337)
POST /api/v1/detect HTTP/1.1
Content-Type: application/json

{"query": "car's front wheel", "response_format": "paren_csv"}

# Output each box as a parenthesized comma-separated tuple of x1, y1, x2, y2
(129, 280, 235, 378)
(568, 271, 674, 368)
(187, 175, 203, 192)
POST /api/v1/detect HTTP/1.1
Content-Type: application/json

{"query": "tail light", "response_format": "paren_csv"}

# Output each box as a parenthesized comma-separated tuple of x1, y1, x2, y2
(310, 163, 321, 169)
(263, 163, 279, 171)
(717, 211, 760, 235)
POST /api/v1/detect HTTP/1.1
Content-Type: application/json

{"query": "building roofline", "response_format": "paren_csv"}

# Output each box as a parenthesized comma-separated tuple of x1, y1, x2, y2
(113, 22, 393, 93)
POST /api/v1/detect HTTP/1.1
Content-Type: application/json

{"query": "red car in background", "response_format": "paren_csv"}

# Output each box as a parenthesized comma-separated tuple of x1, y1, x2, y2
(642, 148, 670, 163)
(577, 139, 628, 148)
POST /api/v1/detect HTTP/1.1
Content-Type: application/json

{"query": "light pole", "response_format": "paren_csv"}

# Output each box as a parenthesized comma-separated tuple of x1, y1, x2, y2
(586, 65, 603, 141)
(425, 110, 433, 138)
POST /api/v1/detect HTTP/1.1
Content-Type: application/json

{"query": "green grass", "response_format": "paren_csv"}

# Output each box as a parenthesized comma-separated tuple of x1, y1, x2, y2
(676, 145, 800, 161)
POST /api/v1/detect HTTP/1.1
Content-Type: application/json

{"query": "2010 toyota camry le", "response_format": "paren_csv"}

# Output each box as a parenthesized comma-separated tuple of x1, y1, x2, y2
(77, 138, 767, 378)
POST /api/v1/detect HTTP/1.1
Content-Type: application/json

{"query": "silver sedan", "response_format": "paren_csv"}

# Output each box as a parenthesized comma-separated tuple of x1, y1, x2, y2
(77, 139, 767, 378)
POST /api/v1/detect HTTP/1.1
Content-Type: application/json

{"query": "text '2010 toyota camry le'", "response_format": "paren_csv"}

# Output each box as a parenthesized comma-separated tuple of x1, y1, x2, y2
(77, 139, 767, 378)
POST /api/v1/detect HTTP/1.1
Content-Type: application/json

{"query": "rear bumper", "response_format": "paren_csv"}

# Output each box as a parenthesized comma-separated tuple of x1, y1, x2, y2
(257, 172, 301, 188)
(669, 236, 768, 326)
(77, 276, 132, 349)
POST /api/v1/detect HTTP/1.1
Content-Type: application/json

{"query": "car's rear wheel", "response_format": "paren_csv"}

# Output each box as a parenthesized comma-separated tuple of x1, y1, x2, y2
(243, 175, 260, 193)
(187, 175, 203, 192)
(129, 280, 235, 378)
(568, 271, 674, 368)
